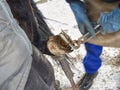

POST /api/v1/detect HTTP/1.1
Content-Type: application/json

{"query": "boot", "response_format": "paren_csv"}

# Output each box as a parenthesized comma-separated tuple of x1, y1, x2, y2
(79, 72, 98, 90)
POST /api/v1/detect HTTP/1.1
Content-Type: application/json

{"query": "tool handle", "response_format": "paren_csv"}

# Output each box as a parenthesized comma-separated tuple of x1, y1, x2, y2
(78, 24, 101, 44)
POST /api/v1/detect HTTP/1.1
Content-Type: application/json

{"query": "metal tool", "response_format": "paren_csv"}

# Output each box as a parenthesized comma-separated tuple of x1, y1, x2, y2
(59, 24, 101, 49)
(79, 24, 101, 44)
(57, 25, 101, 90)
(59, 30, 80, 50)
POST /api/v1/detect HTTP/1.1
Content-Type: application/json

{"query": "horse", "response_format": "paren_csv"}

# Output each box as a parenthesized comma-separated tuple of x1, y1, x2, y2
(84, 0, 120, 47)
(6, 0, 76, 90)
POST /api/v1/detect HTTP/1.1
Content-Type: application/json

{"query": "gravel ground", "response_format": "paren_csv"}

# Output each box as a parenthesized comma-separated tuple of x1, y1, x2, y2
(36, 0, 120, 90)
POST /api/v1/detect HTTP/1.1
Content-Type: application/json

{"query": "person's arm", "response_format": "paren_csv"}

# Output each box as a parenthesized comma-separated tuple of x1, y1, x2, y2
(0, 1, 32, 90)
(99, 3, 120, 34)
(65, 0, 96, 37)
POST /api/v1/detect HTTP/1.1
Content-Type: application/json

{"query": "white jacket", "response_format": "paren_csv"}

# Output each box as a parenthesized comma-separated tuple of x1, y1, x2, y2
(0, 0, 32, 90)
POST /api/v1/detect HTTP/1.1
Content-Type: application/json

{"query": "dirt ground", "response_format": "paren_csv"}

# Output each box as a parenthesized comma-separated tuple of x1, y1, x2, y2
(36, 0, 120, 90)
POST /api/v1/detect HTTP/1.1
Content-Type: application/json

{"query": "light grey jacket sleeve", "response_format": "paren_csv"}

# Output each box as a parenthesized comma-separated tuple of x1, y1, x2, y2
(0, 0, 33, 90)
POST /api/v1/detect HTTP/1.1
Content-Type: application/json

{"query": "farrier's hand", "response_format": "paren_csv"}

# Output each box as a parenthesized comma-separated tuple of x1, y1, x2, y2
(99, 4, 120, 34)
(69, 1, 96, 37)
(47, 35, 73, 56)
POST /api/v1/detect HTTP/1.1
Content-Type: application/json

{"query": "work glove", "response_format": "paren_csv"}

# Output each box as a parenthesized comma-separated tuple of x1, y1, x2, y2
(98, 4, 120, 34)
(69, 1, 96, 37)
(47, 35, 73, 56)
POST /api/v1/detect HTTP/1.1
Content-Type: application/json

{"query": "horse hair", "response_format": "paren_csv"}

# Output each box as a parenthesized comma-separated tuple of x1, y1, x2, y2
(6, 0, 53, 53)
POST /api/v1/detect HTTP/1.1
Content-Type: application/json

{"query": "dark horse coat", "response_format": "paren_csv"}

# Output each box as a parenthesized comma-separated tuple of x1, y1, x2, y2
(7, 0, 53, 54)
(6, 0, 56, 90)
